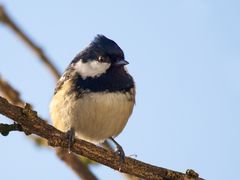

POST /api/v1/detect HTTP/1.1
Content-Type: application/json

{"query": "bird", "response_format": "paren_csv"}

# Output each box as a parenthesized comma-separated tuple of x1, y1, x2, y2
(49, 35, 135, 161)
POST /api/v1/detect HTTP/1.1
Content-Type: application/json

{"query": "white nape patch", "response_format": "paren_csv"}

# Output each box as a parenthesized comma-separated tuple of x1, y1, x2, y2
(74, 60, 110, 79)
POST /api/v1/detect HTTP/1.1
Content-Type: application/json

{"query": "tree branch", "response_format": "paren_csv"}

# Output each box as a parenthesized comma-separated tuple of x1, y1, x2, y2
(0, 123, 23, 136)
(0, 96, 203, 180)
(0, 5, 60, 80)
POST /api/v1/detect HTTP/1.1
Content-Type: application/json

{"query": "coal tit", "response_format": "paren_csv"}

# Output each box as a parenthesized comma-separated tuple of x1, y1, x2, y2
(50, 35, 135, 160)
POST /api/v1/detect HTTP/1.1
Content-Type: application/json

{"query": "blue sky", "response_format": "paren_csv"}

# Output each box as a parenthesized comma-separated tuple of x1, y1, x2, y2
(0, 0, 240, 179)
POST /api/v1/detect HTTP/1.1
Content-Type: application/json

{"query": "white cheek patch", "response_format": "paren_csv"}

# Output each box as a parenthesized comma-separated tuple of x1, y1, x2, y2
(74, 60, 111, 79)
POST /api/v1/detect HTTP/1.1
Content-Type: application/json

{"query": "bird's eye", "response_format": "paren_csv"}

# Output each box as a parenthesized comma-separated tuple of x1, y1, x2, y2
(98, 56, 105, 62)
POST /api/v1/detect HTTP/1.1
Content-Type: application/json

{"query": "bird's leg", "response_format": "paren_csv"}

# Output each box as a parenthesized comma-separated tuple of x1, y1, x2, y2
(66, 127, 75, 154)
(109, 137, 125, 163)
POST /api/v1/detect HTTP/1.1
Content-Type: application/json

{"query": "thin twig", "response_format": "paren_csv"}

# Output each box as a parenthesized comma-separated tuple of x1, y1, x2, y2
(0, 123, 23, 136)
(0, 5, 61, 80)
(56, 148, 98, 180)
(0, 96, 203, 180)
(0, 76, 24, 106)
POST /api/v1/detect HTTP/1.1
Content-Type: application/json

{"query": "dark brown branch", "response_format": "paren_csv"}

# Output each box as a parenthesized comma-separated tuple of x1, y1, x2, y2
(0, 77, 97, 179)
(0, 5, 61, 80)
(0, 96, 203, 180)
(0, 123, 23, 136)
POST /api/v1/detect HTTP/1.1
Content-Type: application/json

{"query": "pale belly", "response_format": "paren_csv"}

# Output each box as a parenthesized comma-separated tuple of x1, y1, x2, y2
(50, 87, 134, 143)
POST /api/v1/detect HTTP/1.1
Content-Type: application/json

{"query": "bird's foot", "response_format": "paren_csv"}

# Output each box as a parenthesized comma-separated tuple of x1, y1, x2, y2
(66, 128, 75, 154)
(114, 145, 125, 164)
(109, 137, 125, 164)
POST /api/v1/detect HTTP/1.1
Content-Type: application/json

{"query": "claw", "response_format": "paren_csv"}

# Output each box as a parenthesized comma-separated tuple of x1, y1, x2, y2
(109, 137, 125, 164)
(114, 145, 125, 164)
(66, 128, 75, 153)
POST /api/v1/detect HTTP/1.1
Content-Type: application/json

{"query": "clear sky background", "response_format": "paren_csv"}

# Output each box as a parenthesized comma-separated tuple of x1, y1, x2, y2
(0, 1, 240, 180)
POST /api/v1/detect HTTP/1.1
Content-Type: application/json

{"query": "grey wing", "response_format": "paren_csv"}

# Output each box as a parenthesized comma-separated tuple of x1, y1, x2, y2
(54, 66, 74, 94)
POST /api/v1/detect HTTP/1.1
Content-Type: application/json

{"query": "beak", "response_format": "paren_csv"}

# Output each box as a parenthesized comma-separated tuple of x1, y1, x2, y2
(114, 59, 129, 66)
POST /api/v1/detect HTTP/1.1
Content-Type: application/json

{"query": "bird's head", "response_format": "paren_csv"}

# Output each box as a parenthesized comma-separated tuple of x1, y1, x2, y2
(71, 35, 128, 79)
